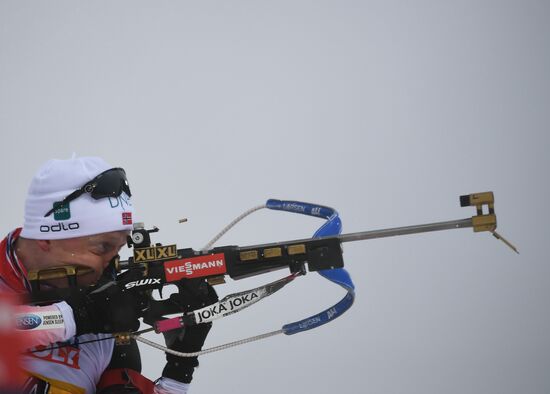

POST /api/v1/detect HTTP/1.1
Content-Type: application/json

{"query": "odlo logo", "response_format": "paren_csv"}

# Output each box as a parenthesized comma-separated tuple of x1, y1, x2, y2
(16, 314, 42, 330)
(40, 222, 80, 233)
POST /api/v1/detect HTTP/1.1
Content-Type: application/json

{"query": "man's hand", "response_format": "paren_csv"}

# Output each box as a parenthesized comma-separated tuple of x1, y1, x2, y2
(161, 279, 218, 384)
(66, 281, 143, 335)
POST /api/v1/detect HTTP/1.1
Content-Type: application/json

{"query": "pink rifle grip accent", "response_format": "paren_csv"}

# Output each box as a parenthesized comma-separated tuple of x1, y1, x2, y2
(155, 317, 184, 333)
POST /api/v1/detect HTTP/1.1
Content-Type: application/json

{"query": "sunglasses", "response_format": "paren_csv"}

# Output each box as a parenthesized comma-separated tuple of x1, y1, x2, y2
(44, 167, 131, 217)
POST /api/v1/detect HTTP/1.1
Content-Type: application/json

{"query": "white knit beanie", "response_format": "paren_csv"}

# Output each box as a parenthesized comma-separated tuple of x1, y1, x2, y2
(21, 156, 134, 240)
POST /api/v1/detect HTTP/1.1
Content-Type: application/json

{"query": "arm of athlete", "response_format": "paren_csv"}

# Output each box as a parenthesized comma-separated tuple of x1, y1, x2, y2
(15, 281, 142, 348)
(97, 279, 217, 394)
(155, 279, 218, 393)
(14, 301, 76, 346)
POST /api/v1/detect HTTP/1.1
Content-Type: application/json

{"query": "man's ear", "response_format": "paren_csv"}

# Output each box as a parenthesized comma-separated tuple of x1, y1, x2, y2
(36, 240, 51, 252)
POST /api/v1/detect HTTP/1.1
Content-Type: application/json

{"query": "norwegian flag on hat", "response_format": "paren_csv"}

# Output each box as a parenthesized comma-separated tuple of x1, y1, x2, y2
(122, 212, 132, 225)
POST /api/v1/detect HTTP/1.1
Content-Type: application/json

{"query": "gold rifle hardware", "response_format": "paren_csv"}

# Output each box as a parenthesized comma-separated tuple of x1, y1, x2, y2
(113, 256, 121, 272)
(134, 245, 178, 263)
(207, 275, 226, 286)
(264, 247, 282, 258)
(460, 191, 518, 253)
(288, 244, 306, 255)
(472, 214, 497, 232)
(240, 250, 259, 261)
(114, 332, 131, 346)
(27, 266, 93, 281)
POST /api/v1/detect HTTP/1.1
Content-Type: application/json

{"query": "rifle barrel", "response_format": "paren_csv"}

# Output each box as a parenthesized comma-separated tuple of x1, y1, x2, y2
(338, 218, 473, 243)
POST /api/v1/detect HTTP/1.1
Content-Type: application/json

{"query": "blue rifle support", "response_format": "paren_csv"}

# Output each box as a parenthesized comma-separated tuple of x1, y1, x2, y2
(265, 199, 355, 335)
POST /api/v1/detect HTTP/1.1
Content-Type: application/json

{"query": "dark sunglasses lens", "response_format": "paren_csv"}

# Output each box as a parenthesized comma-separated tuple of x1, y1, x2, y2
(90, 169, 132, 199)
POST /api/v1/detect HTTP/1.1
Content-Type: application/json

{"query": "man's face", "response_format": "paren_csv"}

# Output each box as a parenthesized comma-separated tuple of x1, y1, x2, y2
(46, 230, 129, 287)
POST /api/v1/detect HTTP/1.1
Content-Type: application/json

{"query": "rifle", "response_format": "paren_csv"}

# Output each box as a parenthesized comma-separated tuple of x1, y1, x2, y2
(27, 192, 517, 354)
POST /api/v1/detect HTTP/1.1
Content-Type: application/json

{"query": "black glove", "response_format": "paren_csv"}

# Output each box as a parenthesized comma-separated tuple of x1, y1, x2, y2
(66, 282, 142, 335)
(161, 279, 218, 384)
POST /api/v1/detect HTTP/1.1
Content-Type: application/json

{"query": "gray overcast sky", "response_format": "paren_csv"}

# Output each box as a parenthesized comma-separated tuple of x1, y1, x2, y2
(1, 1, 549, 393)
